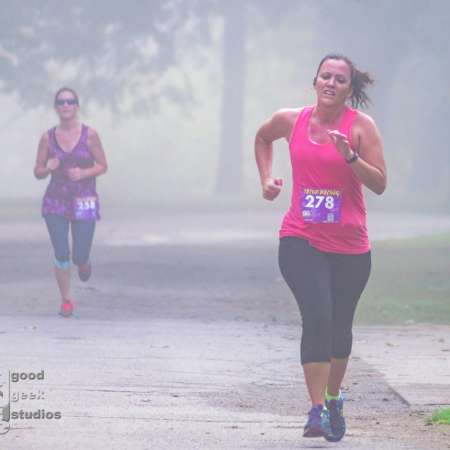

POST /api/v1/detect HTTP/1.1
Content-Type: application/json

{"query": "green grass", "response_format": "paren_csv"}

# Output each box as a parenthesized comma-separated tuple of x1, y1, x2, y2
(355, 233, 450, 325)
(428, 408, 450, 425)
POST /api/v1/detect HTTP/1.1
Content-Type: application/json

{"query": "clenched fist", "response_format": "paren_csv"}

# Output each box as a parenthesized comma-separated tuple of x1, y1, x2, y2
(67, 167, 85, 181)
(46, 158, 60, 172)
(262, 177, 283, 201)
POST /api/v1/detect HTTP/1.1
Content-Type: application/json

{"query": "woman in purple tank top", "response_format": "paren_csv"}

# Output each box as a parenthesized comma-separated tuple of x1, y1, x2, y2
(34, 87, 108, 317)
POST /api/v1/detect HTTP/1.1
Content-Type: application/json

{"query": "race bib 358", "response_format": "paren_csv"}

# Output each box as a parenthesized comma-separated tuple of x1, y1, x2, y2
(73, 196, 98, 221)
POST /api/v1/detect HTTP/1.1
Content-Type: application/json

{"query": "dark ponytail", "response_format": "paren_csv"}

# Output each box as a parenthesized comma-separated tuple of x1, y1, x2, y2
(315, 54, 374, 109)
(350, 67, 374, 109)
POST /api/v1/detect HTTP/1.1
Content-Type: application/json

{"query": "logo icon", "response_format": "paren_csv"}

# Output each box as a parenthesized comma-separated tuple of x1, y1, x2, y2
(0, 371, 10, 435)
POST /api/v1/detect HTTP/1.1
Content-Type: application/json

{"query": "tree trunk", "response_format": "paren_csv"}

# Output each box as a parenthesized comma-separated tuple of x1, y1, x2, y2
(215, 1, 246, 197)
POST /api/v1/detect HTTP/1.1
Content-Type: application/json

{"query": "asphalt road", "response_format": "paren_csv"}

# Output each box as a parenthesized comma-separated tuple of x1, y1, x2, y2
(1, 209, 449, 449)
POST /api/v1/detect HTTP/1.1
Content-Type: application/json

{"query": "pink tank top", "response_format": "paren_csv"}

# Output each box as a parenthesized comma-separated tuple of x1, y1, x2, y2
(279, 106, 369, 254)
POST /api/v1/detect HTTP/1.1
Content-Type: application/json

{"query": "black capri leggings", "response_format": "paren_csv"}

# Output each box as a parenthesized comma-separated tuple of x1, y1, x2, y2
(279, 237, 371, 365)
(44, 214, 96, 267)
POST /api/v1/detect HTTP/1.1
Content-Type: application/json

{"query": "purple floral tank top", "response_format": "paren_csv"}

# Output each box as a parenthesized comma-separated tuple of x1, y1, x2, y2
(41, 124, 100, 221)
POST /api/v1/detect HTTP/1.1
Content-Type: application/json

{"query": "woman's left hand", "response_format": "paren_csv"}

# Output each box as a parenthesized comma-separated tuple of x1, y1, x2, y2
(327, 129, 354, 160)
(67, 167, 85, 181)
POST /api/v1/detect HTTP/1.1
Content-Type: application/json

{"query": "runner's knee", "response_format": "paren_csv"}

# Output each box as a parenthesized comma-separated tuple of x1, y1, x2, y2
(53, 247, 70, 266)
(71, 221, 95, 266)
(301, 313, 333, 364)
(72, 253, 88, 267)
(332, 329, 353, 359)
(72, 243, 91, 266)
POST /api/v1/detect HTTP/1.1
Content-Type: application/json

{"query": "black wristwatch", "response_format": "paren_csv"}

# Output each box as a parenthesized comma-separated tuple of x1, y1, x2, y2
(345, 151, 358, 164)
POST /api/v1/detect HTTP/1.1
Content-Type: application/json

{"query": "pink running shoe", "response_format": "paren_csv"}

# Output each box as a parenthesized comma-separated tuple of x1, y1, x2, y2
(59, 300, 74, 317)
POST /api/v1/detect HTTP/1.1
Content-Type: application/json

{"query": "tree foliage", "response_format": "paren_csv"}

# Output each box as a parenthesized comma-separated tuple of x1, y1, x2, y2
(0, 0, 219, 110)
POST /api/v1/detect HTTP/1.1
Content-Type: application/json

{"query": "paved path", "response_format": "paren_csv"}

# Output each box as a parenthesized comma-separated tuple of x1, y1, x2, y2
(2, 210, 450, 245)
(355, 325, 450, 407)
(1, 209, 449, 448)
(1, 317, 448, 450)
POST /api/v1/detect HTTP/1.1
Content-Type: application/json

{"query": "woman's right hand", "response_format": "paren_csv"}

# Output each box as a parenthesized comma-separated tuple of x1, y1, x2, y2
(46, 158, 60, 172)
(262, 178, 283, 201)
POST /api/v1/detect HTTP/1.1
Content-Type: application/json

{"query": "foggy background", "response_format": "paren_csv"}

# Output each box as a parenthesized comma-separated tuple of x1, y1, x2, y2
(1, 0, 449, 212)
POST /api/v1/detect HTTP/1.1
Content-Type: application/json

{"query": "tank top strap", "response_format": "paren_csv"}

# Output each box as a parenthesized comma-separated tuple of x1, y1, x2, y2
(289, 106, 313, 146)
(47, 127, 58, 155)
(80, 124, 89, 145)
(48, 127, 56, 142)
(339, 106, 358, 149)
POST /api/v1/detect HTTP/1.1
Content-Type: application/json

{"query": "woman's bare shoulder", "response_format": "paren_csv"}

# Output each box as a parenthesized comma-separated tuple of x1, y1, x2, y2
(85, 125, 98, 137)
(269, 107, 304, 135)
(273, 107, 304, 123)
(39, 130, 50, 145)
(354, 109, 378, 130)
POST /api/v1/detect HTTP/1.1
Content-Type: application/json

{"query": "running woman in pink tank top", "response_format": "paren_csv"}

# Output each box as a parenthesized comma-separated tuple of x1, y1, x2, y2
(34, 87, 108, 317)
(254, 54, 387, 442)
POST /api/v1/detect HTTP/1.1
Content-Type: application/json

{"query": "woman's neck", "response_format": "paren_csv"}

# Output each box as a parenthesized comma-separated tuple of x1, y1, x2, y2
(58, 118, 80, 131)
(313, 103, 346, 125)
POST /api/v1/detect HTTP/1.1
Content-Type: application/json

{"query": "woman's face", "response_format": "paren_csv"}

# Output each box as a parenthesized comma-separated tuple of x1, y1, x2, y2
(54, 90, 79, 121)
(314, 59, 352, 107)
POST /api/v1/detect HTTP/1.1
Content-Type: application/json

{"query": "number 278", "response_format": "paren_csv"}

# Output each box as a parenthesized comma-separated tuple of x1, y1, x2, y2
(304, 195, 335, 209)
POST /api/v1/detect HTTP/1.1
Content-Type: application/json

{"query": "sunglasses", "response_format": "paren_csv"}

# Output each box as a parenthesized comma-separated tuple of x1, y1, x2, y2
(55, 99, 78, 106)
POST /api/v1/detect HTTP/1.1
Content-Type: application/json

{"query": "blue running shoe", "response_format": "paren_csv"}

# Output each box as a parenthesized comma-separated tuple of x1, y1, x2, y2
(325, 396, 346, 442)
(303, 404, 333, 439)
